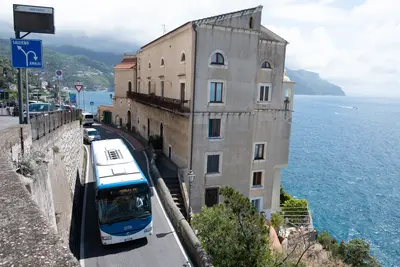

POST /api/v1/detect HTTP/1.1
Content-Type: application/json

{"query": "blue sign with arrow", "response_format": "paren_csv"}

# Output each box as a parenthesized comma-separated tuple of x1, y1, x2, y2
(90, 101, 94, 106)
(10, 38, 43, 69)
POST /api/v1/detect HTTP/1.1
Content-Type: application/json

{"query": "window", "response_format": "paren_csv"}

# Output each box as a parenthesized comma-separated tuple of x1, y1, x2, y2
(254, 143, 265, 160)
(137, 81, 140, 93)
(261, 61, 271, 69)
(181, 53, 186, 62)
(128, 81, 132, 92)
(259, 83, 271, 102)
(160, 58, 164, 66)
(252, 171, 263, 188)
(205, 188, 219, 207)
(160, 81, 164, 97)
(210, 82, 223, 103)
(206, 154, 220, 174)
(211, 53, 224, 65)
(148, 62, 151, 69)
(208, 119, 221, 138)
(251, 198, 262, 212)
(249, 17, 254, 29)
(148, 81, 151, 94)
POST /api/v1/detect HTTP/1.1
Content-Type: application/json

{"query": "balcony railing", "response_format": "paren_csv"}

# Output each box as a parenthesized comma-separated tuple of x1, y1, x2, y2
(127, 91, 190, 114)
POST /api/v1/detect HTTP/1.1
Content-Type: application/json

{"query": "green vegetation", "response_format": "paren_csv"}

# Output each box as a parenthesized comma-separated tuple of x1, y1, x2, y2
(280, 186, 309, 226)
(317, 231, 380, 267)
(192, 186, 307, 267)
(148, 135, 163, 149)
(270, 212, 285, 230)
(0, 39, 114, 89)
(192, 186, 272, 267)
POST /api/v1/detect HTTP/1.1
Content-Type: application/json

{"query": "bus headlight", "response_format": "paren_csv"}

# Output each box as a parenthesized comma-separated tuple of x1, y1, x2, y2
(102, 236, 112, 240)
(144, 227, 152, 233)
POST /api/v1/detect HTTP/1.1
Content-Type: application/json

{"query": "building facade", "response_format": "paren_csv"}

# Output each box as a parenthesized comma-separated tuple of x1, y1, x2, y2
(109, 6, 295, 217)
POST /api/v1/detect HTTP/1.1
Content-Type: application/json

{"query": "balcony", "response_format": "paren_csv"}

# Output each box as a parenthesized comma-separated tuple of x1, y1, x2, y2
(126, 91, 190, 115)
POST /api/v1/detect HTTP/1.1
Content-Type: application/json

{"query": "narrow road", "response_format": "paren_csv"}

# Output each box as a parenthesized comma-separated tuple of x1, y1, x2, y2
(81, 124, 191, 267)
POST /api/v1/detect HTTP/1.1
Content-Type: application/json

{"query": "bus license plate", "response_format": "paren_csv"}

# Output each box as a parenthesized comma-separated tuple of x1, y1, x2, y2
(125, 237, 133, 242)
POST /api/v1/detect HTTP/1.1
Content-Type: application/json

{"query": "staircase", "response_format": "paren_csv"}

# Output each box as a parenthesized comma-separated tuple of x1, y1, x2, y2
(163, 176, 187, 218)
(155, 155, 187, 218)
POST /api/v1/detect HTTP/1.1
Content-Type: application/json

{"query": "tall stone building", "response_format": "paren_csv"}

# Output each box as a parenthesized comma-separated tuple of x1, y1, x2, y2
(107, 5, 295, 218)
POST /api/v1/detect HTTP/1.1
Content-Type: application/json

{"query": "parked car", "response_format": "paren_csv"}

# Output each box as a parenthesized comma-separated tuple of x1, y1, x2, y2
(83, 128, 101, 144)
(82, 112, 94, 126)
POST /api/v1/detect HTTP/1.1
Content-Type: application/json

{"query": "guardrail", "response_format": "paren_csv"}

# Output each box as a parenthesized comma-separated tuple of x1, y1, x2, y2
(30, 109, 82, 140)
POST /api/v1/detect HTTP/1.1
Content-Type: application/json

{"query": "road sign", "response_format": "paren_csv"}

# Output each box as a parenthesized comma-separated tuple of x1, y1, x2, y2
(74, 81, 83, 92)
(13, 4, 55, 34)
(69, 93, 76, 104)
(55, 69, 63, 80)
(90, 101, 94, 106)
(10, 39, 43, 69)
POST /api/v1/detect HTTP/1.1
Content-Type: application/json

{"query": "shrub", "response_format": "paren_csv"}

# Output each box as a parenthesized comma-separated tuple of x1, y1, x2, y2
(280, 185, 292, 204)
(148, 134, 163, 149)
(270, 212, 284, 230)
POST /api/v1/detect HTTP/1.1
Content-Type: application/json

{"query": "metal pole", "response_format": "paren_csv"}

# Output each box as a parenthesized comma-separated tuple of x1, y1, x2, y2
(83, 89, 85, 112)
(189, 181, 192, 222)
(15, 31, 24, 124)
(25, 69, 29, 124)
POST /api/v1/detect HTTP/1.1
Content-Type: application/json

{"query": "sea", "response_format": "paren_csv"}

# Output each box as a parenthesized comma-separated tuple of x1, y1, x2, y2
(282, 95, 400, 267)
(84, 92, 399, 266)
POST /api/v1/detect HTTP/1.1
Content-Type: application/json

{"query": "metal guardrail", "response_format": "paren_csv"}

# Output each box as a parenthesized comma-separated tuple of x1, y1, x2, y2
(29, 109, 82, 140)
(279, 206, 314, 229)
(126, 91, 190, 114)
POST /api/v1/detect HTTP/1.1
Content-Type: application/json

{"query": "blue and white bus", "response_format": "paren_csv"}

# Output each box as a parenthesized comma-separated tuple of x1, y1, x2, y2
(91, 138, 153, 245)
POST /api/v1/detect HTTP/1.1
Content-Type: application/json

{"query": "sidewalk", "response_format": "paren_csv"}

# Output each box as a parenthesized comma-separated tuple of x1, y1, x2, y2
(99, 124, 180, 177)
(99, 124, 145, 150)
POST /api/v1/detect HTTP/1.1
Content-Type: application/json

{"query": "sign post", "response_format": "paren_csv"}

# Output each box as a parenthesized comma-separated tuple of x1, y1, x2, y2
(12, 4, 54, 124)
(90, 101, 94, 114)
(74, 81, 83, 109)
(55, 70, 63, 106)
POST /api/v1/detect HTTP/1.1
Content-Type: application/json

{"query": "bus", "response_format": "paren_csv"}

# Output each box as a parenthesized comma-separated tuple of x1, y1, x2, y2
(91, 138, 153, 245)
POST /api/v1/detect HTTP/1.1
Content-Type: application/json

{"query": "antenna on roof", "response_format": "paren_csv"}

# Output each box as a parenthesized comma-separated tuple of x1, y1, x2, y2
(162, 24, 166, 34)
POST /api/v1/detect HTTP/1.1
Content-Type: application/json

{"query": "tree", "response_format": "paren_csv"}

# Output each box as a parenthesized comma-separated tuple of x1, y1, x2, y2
(341, 239, 381, 267)
(192, 186, 272, 267)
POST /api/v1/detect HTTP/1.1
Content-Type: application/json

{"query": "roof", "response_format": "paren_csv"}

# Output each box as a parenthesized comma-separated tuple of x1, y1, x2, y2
(140, 5, 288, 50)
(114, 56, 137, 69)
(260, 25, 288, 44)
(92, 139, 148, 189)
(193, 5, 262, 25)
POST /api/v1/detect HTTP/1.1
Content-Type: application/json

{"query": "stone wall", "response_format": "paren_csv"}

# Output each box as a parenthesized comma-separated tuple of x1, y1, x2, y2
(0, 124, 80, 266)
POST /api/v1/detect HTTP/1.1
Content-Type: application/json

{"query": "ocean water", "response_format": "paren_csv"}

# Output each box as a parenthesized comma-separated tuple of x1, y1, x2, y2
(82, 92, 400, 265)
(282, 96, 400, 267)
(69, 90, 114, 113)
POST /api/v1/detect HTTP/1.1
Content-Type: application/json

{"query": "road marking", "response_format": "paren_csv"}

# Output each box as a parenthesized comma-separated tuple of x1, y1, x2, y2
(116, 132, 193, 267)
(80, 145, 90, 267)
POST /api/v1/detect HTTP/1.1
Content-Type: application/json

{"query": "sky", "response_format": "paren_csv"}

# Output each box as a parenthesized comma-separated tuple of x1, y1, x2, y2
(0, 0, 399, 96)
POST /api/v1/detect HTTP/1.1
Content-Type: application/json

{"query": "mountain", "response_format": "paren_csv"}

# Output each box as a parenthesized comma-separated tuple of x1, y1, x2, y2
(286, 69, 346, 96)
(0, 34, 345, 96)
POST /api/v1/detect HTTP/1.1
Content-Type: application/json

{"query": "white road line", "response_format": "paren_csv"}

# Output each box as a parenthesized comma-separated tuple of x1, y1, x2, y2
(116, 132, 193, 267)
(80, 145, 90, 267)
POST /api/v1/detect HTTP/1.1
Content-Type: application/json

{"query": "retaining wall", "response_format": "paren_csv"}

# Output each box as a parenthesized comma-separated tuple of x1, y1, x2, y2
(145, 149, 213, 267)
(0, 124, 80, 266)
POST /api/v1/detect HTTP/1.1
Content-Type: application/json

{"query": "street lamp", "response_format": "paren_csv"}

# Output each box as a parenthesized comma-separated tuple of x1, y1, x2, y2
(188, 170, 195, 223)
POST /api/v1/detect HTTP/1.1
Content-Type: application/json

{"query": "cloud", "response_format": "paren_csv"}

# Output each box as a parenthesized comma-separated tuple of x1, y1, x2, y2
(0, 0, 398, 96)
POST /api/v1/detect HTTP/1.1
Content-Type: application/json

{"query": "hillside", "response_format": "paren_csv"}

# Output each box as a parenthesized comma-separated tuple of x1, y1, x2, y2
(0, 39, 115, 89)
(286, 69, 346, 96)
(0, 38, 345, 96)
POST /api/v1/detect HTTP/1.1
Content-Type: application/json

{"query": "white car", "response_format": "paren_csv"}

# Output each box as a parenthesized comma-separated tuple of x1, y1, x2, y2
(83, 128, 101, 144)
(82, 112, 94, 126)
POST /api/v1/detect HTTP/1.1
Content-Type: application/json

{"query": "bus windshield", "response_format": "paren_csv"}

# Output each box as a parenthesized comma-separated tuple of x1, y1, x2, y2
(97, 185, 151, 225)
